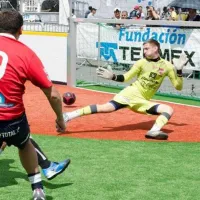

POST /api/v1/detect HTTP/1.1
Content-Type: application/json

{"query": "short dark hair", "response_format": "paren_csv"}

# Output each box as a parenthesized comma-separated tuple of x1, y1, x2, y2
(114, 9, 120, 12)
(143, 39, 160, 51)
(0, 11, 23, 34)
(89, 6, 92, 10)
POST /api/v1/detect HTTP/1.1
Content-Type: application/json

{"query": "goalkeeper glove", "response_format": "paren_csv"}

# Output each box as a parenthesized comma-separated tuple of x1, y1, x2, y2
(96, 65, 114, 80)
(172, 53, 188, 76)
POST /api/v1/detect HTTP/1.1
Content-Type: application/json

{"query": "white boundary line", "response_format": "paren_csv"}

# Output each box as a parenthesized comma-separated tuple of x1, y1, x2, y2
(76, 87, 200, 109)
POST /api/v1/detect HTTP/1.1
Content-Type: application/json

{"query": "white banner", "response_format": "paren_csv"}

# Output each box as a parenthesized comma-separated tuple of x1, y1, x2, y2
(77, 23, 200, 70)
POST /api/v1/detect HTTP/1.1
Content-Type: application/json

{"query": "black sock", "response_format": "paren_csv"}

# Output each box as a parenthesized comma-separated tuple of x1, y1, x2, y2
(30, 138, 51, 169)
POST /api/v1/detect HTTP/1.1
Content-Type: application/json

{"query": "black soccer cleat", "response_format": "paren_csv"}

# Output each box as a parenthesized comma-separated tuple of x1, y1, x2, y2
(145, 130, 168, 140)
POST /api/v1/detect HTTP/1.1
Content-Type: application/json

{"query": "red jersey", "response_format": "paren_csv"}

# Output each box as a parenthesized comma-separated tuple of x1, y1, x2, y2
(0, 34, 52, 120)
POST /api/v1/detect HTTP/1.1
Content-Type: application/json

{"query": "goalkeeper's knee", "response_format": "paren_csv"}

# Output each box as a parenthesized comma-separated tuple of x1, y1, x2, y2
(163, 105, 173, 116)
(96, 102, 117, 113)
(157, 104, 173, 116)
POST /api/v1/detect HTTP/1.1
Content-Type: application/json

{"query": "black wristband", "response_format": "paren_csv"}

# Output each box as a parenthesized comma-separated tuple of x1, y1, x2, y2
(112, 75, 125, 82)
(177, 70, 183, 77)
(112, 74, 116, 80)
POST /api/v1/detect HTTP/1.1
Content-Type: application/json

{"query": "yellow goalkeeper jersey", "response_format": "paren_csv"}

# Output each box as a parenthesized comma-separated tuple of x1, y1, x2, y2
(123, 58, 183, 100)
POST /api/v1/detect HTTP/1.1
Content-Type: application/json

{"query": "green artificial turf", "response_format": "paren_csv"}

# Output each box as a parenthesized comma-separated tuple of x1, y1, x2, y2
(1, 135, 200, 200)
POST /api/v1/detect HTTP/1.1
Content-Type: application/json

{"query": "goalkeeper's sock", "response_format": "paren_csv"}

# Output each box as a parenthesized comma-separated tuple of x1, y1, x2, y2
(149, 124, 161, 132)
(68, 105, 97, 120)
(150, 112, 171, 131)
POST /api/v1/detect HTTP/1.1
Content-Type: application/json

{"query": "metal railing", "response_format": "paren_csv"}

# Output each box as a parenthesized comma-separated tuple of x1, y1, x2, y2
(22, 12, 59, 23)
(23, 22, 69, 32)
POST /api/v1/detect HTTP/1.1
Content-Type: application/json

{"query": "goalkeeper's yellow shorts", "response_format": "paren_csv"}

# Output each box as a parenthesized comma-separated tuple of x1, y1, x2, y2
(113, 85, 158, 114)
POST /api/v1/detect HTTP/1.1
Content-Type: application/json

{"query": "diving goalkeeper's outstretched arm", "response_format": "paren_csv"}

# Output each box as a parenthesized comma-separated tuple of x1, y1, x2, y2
(168, 53, 188, 90)
(96, 63, 141, 82)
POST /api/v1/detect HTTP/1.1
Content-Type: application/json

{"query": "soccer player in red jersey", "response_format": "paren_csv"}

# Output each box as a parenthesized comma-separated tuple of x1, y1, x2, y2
(0, 11, 66, 200)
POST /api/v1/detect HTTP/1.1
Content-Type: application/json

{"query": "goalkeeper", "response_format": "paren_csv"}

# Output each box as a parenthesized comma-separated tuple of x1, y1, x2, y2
(64, 39, 188, 140)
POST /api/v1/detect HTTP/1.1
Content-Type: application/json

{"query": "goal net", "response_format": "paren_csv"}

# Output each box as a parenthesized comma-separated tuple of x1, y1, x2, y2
(68, 18, 200, 100)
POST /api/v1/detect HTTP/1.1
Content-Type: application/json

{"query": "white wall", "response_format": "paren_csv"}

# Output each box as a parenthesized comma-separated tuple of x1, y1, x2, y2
(20, 33, 68, 83)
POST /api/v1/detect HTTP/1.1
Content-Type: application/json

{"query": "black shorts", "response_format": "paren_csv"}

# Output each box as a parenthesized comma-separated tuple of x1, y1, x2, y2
(0, 113, 30, 149)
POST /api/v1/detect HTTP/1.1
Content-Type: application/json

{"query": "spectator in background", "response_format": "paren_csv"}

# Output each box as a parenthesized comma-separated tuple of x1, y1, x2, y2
(113, 8, 121, 19)
(41, 0, 59, 12)
(107, 8, 121, 28)
(51, 0, 59, 12)
(121, 10, 129, 19)
(185, 8, 200, 21)
(85, 6, 92, 18)
(156, 8, 161, 17)
(129, 5, 139, 19)
(145, 6, 160, 20)
(161, 6, 170, 20)
(168, 7, 177, 21)
(41, 0, 53, 11)
(146, 6, 149, 14)
(87, 8, 97, 18)
(72, 8, 76, 18)
(115, 10, 130, 29)
(136, 6, 145, 20)
(176, 8, 188, 21)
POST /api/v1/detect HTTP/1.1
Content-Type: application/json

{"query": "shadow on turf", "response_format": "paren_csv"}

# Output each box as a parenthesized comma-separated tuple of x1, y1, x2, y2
(0, 159, 27, 187)
(64, 105, 78, 108)
(43, 181, 73, 189)
(63, 120, 187, 134)
(0, 159, 73, 187)
(0, 159, 73, 200)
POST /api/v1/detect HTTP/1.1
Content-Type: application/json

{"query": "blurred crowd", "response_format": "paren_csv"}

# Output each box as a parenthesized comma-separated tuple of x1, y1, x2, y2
(84, 5, 200, 22)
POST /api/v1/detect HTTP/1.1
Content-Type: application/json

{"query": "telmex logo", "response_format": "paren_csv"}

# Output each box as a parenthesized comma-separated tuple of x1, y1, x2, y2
(96, 42, 195, 67)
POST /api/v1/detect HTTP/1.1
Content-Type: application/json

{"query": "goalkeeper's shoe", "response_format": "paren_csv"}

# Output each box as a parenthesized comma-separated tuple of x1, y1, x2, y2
(32, 188, 46, 200)
(42, 159, 71, 180)
(145, 130, 168, 140)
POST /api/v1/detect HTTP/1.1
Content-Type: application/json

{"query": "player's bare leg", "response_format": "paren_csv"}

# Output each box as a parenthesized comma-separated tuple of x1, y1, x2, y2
(19, 139, 46, 200)
(63, 102, 116, 122)
(30, 138, 71, 180)
(1, 139, 70, 181)
(146, 104, 173, 140)
(19, 139, 39, 174)
(0, 142, 7, 154)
